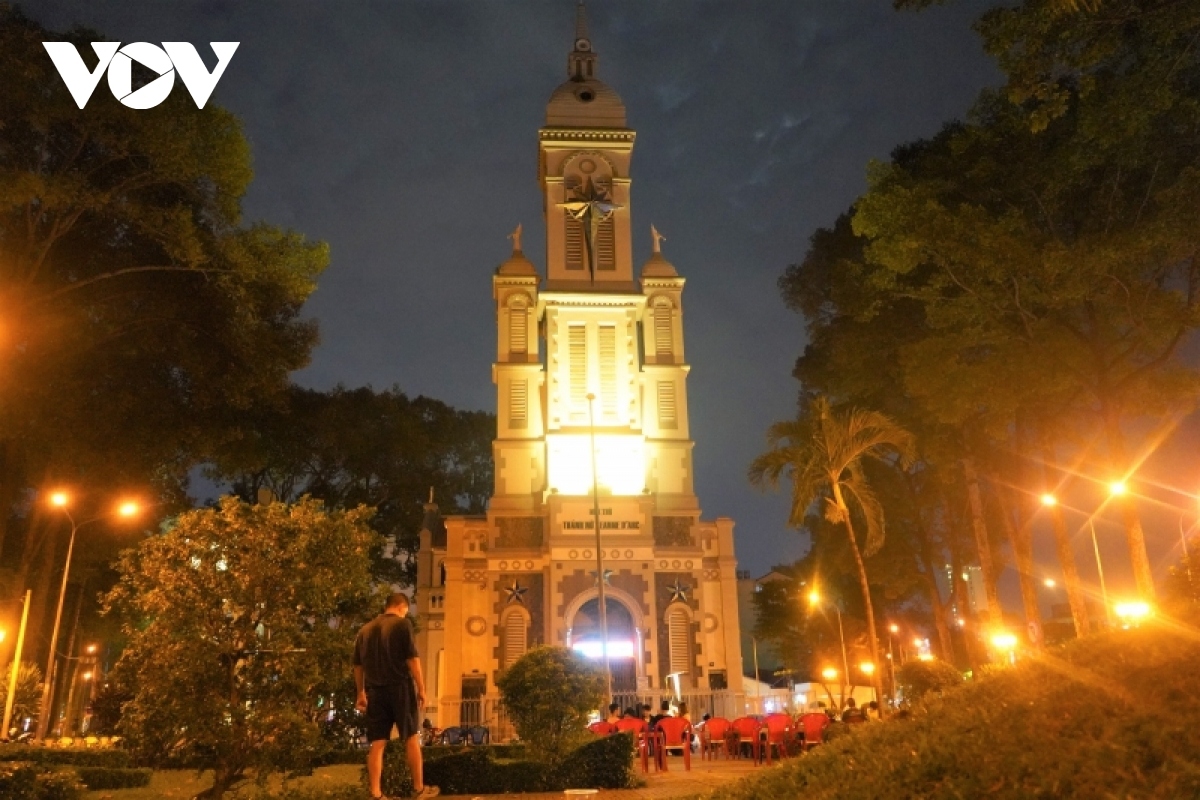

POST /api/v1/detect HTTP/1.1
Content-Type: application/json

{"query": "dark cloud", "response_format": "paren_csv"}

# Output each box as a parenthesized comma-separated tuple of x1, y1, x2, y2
(28, 0, 1001, 577)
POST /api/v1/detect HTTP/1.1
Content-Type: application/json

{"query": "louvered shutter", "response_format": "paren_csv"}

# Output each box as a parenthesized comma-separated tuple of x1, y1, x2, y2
(658, 381, 677, 430)
(504, 611, 527, 668)
(509, 380, 527, 430)
(668, 607, 691, 675)
(598, 325, 617, 419)
(569, 325, 588, 415)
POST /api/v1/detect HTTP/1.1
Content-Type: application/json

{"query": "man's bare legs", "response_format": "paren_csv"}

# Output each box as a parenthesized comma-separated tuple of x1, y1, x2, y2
(367, 739, 387, 798)
(406, 733, 425, 792)
(366, 735, 428, 798)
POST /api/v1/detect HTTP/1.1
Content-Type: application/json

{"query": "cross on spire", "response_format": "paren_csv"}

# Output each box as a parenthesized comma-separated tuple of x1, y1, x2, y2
(568, 0, 597, 80)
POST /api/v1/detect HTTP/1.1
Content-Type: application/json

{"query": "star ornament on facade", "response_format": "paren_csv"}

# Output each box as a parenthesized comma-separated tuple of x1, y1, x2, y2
(590, 568, 614, 586)
(504, 580, 528, 605)
(668, 579, 690, 603)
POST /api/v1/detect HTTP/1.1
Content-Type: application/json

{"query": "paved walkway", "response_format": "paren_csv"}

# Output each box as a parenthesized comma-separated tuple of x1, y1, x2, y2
(450, 757, 764, 799)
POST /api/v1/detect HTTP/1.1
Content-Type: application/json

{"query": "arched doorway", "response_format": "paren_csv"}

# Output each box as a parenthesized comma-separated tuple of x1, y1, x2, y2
(569, 596, 638, 692)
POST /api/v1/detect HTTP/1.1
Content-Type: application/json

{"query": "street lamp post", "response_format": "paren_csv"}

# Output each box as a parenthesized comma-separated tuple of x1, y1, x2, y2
(586, 394, 612, 700)
(1089, 521, 1113, 628)
(2, 590, 31, 740)
(37, 494, 138, 741)
(809, 589, 850, 688)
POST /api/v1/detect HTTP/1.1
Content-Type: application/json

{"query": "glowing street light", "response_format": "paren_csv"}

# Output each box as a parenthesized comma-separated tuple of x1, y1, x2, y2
(808, 585, 851, 686)
(85, 644, 98, 655)
(888, 624, 899, 634)
(49, 491, 69, 508)
(118, 501, 140, 518)
(917, 652, 934, 662)
(1114, 601, 1151, 627)
(1043, 578, 1057, 588)
(991, 632, 1018, 650)
(1040, 493, 1057, 507)
(821, 667, 838, 682)
(859, 661, 875, 675)
(1109, 481, 1127, 497)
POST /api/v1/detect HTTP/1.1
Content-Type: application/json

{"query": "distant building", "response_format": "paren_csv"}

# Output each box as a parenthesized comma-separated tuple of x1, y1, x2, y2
(737, 569, 789, 680)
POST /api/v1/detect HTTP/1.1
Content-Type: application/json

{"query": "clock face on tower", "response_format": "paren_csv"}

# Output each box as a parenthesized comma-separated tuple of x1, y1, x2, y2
(575, 38, 591, 52)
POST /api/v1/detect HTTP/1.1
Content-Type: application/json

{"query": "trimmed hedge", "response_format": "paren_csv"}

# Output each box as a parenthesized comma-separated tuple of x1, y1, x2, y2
(0, 745, 131, 768)
(0, 763, 84, 800)
(381, 733, 635, 796)
(74, 766, 152, 790)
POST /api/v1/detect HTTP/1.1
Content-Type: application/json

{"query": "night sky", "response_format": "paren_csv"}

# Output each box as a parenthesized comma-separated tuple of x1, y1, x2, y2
(35, 0, 1136, 588)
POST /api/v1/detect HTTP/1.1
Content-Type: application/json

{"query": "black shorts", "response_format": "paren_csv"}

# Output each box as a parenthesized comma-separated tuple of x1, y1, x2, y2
(365, 680, 419, 743)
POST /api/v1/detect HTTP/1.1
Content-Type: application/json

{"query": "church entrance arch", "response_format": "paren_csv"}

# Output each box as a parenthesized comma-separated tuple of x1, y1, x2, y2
(565, 588, 642, 692)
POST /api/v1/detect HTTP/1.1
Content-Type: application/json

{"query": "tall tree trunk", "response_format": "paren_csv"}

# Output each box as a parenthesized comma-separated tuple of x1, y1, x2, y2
(1040, 441, 1091, 638)
(1101, 410, 1156, 601)
(960, 458, 1004, 629)
(997, 486, 1043, 648)
(943, 494, 981, 670)
(900, 470, 954, 659)
(830, 483, 885, 714)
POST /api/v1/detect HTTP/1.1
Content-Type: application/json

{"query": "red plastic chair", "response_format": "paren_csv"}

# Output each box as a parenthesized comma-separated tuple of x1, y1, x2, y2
(615, 718, 654, 773)
(729, 716, 764, 763)
(588, 721, 618, 736)
(654, 717, 693, 772)
(698, 717, 732, 760)
(797, 712, 830, 751)
(762, 713, 797, 763)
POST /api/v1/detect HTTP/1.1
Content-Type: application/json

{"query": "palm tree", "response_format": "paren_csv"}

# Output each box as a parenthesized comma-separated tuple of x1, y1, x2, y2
(749, 396, 915, 709)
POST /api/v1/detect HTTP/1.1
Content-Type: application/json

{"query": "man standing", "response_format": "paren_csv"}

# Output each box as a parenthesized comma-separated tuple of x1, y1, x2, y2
(354, 592, 439, 800)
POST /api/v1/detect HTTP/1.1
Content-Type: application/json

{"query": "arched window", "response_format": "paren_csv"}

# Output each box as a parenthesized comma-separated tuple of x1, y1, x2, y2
(666, 605, 691, 676)
(502, 608, 529, 668)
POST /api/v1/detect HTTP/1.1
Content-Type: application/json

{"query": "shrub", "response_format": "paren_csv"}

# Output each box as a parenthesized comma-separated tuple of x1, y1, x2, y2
(0, 763, 84, 800)
(0, 745, 131, 768)
(74, 766, 152, 789)
(495, 646, 605, 767)
(896, 657, 963, 702)
(550, 731, 636, 790)
(380, 735, 634, 796)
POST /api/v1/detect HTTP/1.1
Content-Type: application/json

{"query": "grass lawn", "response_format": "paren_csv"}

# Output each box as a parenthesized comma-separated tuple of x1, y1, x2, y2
(83, 764, 362, 799)
(700, 625, 1200, 799)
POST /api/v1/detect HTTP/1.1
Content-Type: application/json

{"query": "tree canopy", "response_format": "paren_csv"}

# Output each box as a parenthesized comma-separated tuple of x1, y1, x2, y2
(104, 497, 379, 799)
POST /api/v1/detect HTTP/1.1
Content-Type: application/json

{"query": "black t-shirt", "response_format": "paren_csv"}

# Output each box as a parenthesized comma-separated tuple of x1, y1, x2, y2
(353, 613, 419, 687)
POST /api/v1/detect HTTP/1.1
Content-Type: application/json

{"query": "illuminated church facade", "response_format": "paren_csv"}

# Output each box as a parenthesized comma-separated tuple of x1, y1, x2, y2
(414, 6, 745, 728)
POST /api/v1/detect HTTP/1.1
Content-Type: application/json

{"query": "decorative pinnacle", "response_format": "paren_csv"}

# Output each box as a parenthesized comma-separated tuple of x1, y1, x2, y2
(575, 0, 589, 44)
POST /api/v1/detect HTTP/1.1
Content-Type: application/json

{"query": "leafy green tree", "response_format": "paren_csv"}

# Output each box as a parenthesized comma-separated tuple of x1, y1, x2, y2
(207, 385, 494, 585)
(496, 646, 605, 768)
(103, 497, 379, 799)
(0, 8, 327, 656)
(896, 658, 963, 704)
(750, 397, 915, 708)
(0, 662, 42, 734)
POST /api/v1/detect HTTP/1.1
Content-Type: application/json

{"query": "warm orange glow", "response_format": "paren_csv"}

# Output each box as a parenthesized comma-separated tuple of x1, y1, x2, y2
(82, 672, 93, 681)
(991, 632, 1018, 650)
(117, 501, 140, 518)
(1043, 578, 1057, 588)
(917, 653, 934, 662)
(49, 491, 69, 508)
(888, 624, 899, 634)
(913, 638, 923, 647)
(1114, 601, 1151, 622)
(0, 630, 5, 643)
(1040, 493, 1057, 507)
(1109, 481, 1127, 497)
(86, 644, 98, 655)
(821, 667, 838, 681)
(807, 590, 820, 605)
(859, 661, 875, 675)
(955, 618, 966, 627)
